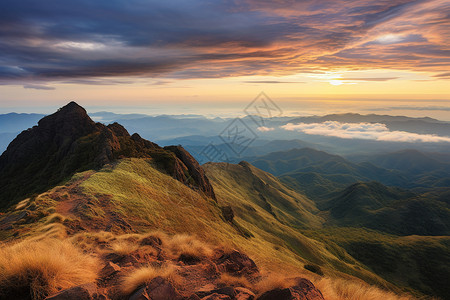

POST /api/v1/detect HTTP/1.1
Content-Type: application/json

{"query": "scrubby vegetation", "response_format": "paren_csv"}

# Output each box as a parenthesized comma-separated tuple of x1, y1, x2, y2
(0, 239, 99, 300)
(121, 264, 182, 295)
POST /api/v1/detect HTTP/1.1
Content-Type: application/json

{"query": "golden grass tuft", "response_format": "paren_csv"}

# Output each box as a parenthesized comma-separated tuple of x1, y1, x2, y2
(0, 239, 100, 300)
(15, 198, 30, 210)
(218, 273, 251, 288)
(312, 277, 414, 300)
(121, 264, 182, 295)
(44, 213, 66, 224)
(110, 239, 139, 256)
(253, 273, 293, 294)
(165, 234, 214, 259)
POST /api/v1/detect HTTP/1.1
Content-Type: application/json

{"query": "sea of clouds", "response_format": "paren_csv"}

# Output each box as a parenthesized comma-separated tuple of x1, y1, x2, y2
(279, 121, 450, 143)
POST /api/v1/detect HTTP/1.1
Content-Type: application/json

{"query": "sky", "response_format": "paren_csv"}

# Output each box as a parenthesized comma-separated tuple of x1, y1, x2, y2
(0, 0, 449, 118)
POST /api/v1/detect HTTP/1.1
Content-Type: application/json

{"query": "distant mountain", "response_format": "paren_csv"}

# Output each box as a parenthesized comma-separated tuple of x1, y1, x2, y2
(0, 112, 45, 133)
(323, 181, 450, 236)
(0, 102, 215, 210)
(364, 149, 450, 174)
(0, 112, 45, 154)
(289, 112, 444, 123)
(245, 148, 408, 197)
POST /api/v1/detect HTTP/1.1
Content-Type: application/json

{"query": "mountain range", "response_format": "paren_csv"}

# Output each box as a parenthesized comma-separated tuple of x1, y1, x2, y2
(0, 103, 449, 300)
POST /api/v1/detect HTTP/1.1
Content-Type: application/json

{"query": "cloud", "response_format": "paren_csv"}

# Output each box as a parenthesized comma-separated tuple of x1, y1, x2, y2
(257, 126, 275, 132)
(0, 0, 448, 82)
(281, 121, 450, 143)
(23, 84, 55, 90)
(433, 72, 450, 78)
(341, 77, 398, 81)
(243, 80, 305, 84)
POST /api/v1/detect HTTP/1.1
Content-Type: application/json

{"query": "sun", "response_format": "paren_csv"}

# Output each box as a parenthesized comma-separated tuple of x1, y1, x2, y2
(329, 80, 343, 86)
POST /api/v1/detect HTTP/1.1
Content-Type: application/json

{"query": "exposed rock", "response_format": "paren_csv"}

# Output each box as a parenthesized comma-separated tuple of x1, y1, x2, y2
(147, 276, 181, 300)
(179, 253, 202, 265)
(45, 283, 102, 300)
(256, 278, 324, 300)
(0, 102, 217, 210)
(221, 206, 234, 222)
(196, 286, 237, 299)
(291, 278, 324, 300)
(235, 287, 255, 300)
(100, 261, 121, 278)
(216, 250, 259, 276)
(200, 293, 232, 300)
(128, 286, 150, 300)
(164, 145, 216, 201)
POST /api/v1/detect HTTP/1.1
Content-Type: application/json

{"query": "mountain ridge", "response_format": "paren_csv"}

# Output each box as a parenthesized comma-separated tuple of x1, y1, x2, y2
(0, 102, 215, 210)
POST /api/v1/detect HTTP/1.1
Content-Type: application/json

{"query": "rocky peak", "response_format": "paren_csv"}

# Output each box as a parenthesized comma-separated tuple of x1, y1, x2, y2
(37, 101, 98, 137)
(0, 102, 216, 209)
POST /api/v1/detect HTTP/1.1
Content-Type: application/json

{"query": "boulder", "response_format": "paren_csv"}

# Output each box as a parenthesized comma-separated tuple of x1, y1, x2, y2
(128, 286, 150, 300)
(235, 287, 255, 300)
(200, 293, 232, 300)
(256, 278, 324, 300)
(128, 277, 182, 300)
(45, 283, 101, 300)
(216, 250, 259, 276)
(100, 261, 121, 278)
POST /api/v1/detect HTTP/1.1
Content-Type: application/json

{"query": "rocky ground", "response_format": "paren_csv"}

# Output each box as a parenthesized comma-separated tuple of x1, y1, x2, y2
(44, 235, 325, 300)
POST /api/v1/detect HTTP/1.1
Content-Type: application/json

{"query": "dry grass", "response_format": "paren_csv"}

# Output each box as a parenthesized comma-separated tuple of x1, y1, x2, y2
(253, 273, 293, 294)
(0, 239, 100, 300)
(250, 272, 416, 300)
(311, 277, 414, 300)
(30, 223, 67, 241)
(44, 213, 66, 224)
(165, 233, 214, 259)
(15, 198, 30, 210)
(121, 264, 182, 295)
(218, 273, 251, 288)
(110, 239, 139, 256)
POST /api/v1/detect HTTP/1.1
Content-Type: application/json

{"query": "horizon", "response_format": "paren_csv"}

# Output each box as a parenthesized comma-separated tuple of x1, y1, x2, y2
(1, 97, 450, 121)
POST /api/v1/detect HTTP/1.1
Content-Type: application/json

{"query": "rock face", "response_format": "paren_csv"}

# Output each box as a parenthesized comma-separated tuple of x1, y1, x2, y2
(216, 250, 259, 276)
(165, 145, 216, 201)
(129, 277, 182, 300)
(0, 102, 215, 209)
(256, 278, 324, 300)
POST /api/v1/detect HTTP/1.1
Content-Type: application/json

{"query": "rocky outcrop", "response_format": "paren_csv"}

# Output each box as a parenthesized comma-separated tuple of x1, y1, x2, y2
(256, 278, 324, 300)
(165, 145, 216, 201)
(129, 277, 182, 300)
(0, 102, 216, 209)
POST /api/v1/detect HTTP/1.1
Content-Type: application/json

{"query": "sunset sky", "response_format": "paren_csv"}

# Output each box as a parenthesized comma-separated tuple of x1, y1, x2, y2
(0, 0, 449, 117)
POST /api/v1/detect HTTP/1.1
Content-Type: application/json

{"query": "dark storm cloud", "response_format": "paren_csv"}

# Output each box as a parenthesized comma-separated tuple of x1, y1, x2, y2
(0, 0, 448, 82)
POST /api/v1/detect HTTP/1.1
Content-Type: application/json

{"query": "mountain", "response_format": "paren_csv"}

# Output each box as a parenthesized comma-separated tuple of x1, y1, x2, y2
(0, 102, 215, 210)
(0, 112, 46, 154)
(0, 103, 448, 300)
(0, 112, 45, 134)
(365, 149, 450, 174)
(246, 148, 408, 198)
(322, 182, 450, 236)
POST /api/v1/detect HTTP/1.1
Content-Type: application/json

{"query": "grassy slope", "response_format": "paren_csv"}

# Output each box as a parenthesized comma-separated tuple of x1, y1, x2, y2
(2, 158, 437, 299)
(203, 162, 450, 299)
(202, 162, 409, 292)
(302, 228, 450, 299)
